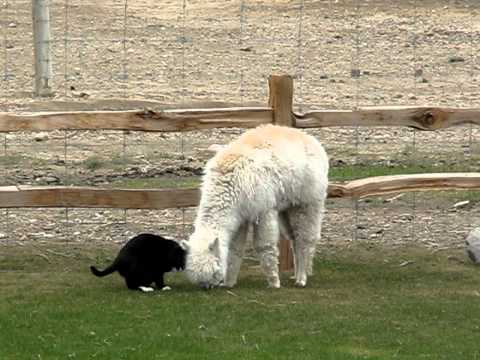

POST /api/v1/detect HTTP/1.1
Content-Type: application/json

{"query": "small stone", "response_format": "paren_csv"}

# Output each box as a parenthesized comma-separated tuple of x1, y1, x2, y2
(8, 22, 17, 28)
(43, 176, 59, 184)
(207, 144, 225, 153)
(34, 132, 49, 142)
(319, 74, 328, 79)
(449, 56, 465, 63)
(414, 68, 423, 77)
(351, 69, 361, 78)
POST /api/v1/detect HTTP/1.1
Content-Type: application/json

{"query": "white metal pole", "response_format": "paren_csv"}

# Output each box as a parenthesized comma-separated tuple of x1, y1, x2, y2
(32, 0, 52, 96)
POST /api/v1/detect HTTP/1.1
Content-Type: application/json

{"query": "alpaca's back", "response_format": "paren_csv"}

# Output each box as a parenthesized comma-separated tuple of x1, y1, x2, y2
(205, 125, 329, 217)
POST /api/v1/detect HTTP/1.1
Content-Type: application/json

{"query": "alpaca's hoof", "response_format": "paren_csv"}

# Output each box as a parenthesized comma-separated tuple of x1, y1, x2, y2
(294, 280, 307, 288)
(268, 279, 281, 289)
(221, 283, 236, 289)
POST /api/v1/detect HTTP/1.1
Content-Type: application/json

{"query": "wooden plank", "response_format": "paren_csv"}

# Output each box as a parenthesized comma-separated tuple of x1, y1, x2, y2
(0, 107, 272, 132)
(2, 186, 200, 209)
(295, 106, 480, 130)
(3, 106, 480, 133)
(1, 173, 479, 208)
(268, 75, 294, 127)
(328, 173, 480, 199)
(18, 99, 264, 112)
(268, 74, 295, 271)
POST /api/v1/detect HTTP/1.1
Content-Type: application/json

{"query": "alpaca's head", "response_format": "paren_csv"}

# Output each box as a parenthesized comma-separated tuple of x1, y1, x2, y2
(182, 236, 224, 289)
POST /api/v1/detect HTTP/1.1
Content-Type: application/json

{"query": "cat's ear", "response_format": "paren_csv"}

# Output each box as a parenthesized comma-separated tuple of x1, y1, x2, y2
(180, 240, 190, 251)
(209, 237, 220, 257)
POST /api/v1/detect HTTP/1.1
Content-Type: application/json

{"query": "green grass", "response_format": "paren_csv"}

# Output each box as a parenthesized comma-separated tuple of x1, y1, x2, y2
(108, 162, 475, 190)
(1, 244, 479, 359)
(0, 154, 50, 167)
(109, 176, 200, 189)
(83, 155, 104, 170)
(328, 163, 473, 182)
(82, 154, 128, 171)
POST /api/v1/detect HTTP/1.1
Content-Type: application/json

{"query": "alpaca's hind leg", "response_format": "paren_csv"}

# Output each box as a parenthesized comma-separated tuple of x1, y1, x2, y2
(307, 201, 325, 276)
(253, 211, 281, 288)
(224, 223, 249, 288)
(285, 203, 323, 287)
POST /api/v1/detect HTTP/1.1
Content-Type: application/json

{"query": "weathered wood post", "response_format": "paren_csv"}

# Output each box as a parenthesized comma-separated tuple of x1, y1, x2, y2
(32, 0, 53, 97)
(268, 74, 295, 272)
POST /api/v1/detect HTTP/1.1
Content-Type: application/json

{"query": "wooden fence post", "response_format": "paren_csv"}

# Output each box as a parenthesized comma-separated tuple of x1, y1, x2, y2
(268, 74, 295, 272)
(32, 0, 53, 97)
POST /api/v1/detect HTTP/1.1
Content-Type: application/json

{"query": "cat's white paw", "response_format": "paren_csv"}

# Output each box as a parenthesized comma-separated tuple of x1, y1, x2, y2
(139, 286, 155, 293)
(161, 286, 172, 291)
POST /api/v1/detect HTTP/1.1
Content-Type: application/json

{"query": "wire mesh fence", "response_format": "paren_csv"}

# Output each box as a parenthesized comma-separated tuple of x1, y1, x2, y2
(0, 0, 479, 250)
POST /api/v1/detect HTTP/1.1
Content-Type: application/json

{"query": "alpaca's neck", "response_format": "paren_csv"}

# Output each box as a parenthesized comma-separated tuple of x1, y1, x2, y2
(194, 198, 238, 235)
(194, 174, 241, 235)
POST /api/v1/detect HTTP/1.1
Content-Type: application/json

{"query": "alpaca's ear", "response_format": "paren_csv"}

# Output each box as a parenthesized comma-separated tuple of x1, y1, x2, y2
(180, 240, 190, 251)
(209, 237, 220, 257)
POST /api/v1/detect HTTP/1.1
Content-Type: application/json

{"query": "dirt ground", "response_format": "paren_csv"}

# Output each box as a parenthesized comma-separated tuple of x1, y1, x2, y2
(0, 0, 479, 253)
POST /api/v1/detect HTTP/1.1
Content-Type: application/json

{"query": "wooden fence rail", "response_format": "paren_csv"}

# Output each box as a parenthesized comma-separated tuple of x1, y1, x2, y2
(294, 107, 480, 131)
(1, 173, 479, 209)
(0, 107, 272, 132)
(2, 106, 480, 132)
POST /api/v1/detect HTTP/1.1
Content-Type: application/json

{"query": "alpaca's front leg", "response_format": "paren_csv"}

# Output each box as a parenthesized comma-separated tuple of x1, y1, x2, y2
(253, 211, 281, 288)
(223, 223, 249, 288)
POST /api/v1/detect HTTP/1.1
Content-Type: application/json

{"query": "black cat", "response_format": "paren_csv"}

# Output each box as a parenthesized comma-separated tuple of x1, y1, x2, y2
(90, 233, 186, 291)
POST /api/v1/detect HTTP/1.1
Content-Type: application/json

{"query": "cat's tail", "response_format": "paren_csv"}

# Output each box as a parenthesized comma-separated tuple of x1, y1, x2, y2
(90, 264, 116, 277)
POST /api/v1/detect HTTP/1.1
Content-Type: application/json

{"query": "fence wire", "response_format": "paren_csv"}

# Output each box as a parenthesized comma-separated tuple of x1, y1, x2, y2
(0, 1, 478, 250)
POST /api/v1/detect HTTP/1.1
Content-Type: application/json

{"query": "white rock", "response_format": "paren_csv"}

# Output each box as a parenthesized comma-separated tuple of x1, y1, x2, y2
(34, 132, 49, 142)
(453, 200, 470, 209)
(466, 228, 480, 264)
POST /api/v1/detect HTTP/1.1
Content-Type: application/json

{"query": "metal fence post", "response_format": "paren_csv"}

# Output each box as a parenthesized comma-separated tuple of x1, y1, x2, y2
(32, 0, 53, 97)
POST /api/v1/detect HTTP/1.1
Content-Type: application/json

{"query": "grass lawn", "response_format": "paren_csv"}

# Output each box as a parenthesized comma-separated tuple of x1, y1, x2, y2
(1, 243, 479, 360)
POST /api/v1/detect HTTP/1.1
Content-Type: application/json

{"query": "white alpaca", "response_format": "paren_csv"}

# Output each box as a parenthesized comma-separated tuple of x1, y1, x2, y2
(183, 124, 329, 289)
